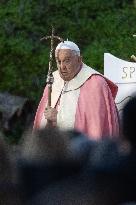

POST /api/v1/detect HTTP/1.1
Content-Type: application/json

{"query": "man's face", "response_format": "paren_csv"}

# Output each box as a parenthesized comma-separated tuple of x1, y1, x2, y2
(55, 49, 82, 81)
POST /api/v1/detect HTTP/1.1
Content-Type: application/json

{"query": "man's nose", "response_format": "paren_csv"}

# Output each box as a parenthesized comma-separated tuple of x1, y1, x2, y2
(60, 62, 66, 70)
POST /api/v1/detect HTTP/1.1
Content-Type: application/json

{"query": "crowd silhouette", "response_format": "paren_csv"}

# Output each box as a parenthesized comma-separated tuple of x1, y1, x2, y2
(0, 96, 136, 205)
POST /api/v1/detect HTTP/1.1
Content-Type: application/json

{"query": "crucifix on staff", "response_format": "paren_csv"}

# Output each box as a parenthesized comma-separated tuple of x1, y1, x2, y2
(40, 26, 63, 126)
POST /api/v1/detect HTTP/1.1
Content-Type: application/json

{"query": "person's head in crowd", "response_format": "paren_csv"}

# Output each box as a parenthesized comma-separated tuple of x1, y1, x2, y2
(0, 134, 22, 205)
(19, 127, 92, 201)
(122, 96, 136, 146)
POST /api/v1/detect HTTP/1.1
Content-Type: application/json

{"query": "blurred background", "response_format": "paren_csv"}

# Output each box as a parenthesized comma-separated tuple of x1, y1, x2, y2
(0, 0, 136, 143)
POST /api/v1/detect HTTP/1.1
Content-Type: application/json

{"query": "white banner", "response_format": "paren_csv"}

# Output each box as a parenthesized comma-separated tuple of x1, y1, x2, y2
(104, 53, 136, 114)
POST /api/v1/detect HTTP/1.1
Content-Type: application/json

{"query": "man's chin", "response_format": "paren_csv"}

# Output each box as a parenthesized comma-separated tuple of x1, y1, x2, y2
(60, 74, 71, 81)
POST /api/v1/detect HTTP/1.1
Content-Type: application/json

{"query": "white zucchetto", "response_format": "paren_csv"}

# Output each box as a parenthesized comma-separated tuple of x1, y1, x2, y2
(55, 40, 80, 56)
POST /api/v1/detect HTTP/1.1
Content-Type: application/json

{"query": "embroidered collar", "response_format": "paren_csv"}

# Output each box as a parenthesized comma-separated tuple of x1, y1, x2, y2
(52, 63, 100, 92)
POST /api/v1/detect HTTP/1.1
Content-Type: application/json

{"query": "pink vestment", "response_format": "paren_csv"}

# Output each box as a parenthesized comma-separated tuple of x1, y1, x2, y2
(33, 64, 119, 140)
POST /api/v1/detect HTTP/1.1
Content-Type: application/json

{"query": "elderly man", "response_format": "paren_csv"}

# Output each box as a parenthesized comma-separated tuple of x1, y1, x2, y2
(33, 41, 119, 140)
